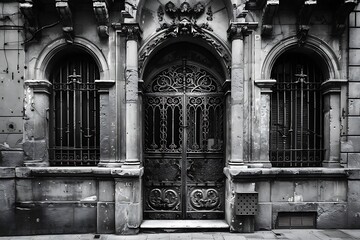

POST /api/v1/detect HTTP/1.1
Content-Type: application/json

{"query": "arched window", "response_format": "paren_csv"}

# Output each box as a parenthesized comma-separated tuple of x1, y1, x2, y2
(270, 52, 325, 167)
(49, 51, 100, 166)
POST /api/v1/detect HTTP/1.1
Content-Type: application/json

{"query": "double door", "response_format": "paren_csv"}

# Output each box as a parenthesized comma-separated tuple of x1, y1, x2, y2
(143, 92, 225, 220)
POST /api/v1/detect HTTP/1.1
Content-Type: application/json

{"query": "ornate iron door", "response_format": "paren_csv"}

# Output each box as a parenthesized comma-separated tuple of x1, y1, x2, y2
(144, 62, 225, 220)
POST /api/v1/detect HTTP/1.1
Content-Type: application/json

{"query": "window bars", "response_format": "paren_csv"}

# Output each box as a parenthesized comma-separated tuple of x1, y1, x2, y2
(270, 54, 324, 167)
(49, 56, 100, 166)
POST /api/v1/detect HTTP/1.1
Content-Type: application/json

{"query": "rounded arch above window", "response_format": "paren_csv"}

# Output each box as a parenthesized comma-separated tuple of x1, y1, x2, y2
(262, 36, 340, 80)
(271, 50, 328, 83)
(33, 38, 109, 81)
(47, 46, 100, 83)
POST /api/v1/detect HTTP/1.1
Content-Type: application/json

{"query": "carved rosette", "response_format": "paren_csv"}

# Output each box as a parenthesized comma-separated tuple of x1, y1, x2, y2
(114, 23, 142, 41)
(190, 188, 220, 210)
(147, 188, 180, 210)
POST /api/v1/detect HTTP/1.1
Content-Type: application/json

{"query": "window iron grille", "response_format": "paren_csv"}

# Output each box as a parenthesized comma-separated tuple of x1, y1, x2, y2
(270, 55, 324, 167)
(49, 56, 100, 166)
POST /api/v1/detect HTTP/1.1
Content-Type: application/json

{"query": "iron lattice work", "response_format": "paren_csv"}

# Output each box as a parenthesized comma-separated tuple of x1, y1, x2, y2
(49, 56, 100, 166)
(144, 60, 225, 220)
(270, 54, 324, 167)
(146, 64, 222, 93)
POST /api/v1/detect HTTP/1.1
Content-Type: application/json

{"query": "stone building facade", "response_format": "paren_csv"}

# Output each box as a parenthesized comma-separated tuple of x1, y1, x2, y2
(1, 0, 360, 236)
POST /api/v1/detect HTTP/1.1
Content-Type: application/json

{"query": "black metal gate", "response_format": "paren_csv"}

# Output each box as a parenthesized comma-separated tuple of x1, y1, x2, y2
(144, 61, 225, 219)
(49, 54, 100, 166)
(270, 53, 324, 167)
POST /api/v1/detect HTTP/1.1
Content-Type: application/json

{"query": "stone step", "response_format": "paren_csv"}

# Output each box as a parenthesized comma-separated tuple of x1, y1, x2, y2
(140, 220, 229, 229)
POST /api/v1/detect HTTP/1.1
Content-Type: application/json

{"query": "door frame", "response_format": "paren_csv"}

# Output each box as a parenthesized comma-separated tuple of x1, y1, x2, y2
(142, 60, 226, 220)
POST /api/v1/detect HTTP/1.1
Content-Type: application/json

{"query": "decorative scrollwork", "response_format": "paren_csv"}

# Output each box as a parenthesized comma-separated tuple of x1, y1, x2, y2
(148, 188, 180, 210)
(138, 28, 231, 77)
(190, 188, 220, 209)
(145, 96, 183, 152)
(147, 65, 221, 93)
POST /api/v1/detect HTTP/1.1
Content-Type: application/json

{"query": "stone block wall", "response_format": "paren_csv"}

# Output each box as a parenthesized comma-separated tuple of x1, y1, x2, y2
(226, 168, 360, 231)
(0, 168, 116, 236)
(0, 168, 16, 235)
(344, 5, 360, 167)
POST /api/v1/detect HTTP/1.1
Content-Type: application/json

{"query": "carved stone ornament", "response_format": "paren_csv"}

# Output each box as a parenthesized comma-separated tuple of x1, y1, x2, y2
(93, 0, 110, 38)
(139, 29, 231, 76)
(157, 1, 210, 35)
(190, 188, 220, 210)
(157, 5, 164, 22)
(114, 23, 142, 41)
(148, 188, 180, 210)
(19, 0, 39, 37)
(227, 22, 258, 41)
(206, 6, 213, 21)
(139, 2, 232, 76)
(55, 0, 74, 43)
(297, 25, 309, 46)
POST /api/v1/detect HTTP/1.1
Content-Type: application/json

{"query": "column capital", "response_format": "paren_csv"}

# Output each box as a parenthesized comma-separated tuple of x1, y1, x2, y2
(112, 22, 142, 41)
(227, 21, 258, 41)
(24, 79, 52, 94)
(255, 79, 276, 93)
(321, 78, 348, 95)
(95, 79, 115, 93)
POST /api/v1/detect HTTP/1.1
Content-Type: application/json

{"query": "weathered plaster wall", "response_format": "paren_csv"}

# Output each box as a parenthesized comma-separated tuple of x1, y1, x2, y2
(0, 3, 25, 167)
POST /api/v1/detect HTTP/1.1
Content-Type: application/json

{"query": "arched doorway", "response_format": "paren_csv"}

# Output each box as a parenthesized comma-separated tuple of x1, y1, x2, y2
(143, 43, 226, 220)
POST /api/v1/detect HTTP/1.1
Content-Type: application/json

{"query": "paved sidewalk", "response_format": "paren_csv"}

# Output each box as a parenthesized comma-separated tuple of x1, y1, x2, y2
(1, 230, 360, 240)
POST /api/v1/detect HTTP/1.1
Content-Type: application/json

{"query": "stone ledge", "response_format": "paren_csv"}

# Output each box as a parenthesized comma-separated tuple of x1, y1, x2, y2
(14, 167, 143, 178)
(346, 169, 360, 180)
(0, 167, 15, 178)
(112, 167, 144, 177)
(224, 167, 356, 179)
(16, 201, 98, 208)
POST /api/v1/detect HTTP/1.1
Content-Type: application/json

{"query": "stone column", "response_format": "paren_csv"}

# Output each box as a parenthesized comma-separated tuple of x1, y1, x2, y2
(227, 23, 245, 167)
(227, 22, 257, 167)
(111, 23, 144, 235)
(225, 20, 258, 233)
(23, 80, 52, 166)
(113, 23, 142, 169)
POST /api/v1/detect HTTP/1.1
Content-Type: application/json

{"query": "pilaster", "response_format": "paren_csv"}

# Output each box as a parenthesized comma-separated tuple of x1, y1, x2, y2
(95, 80, 118, 167)
(250, 79, 276, 168)
(23, 80, 52, 167)
(321, 79, 348, 168)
